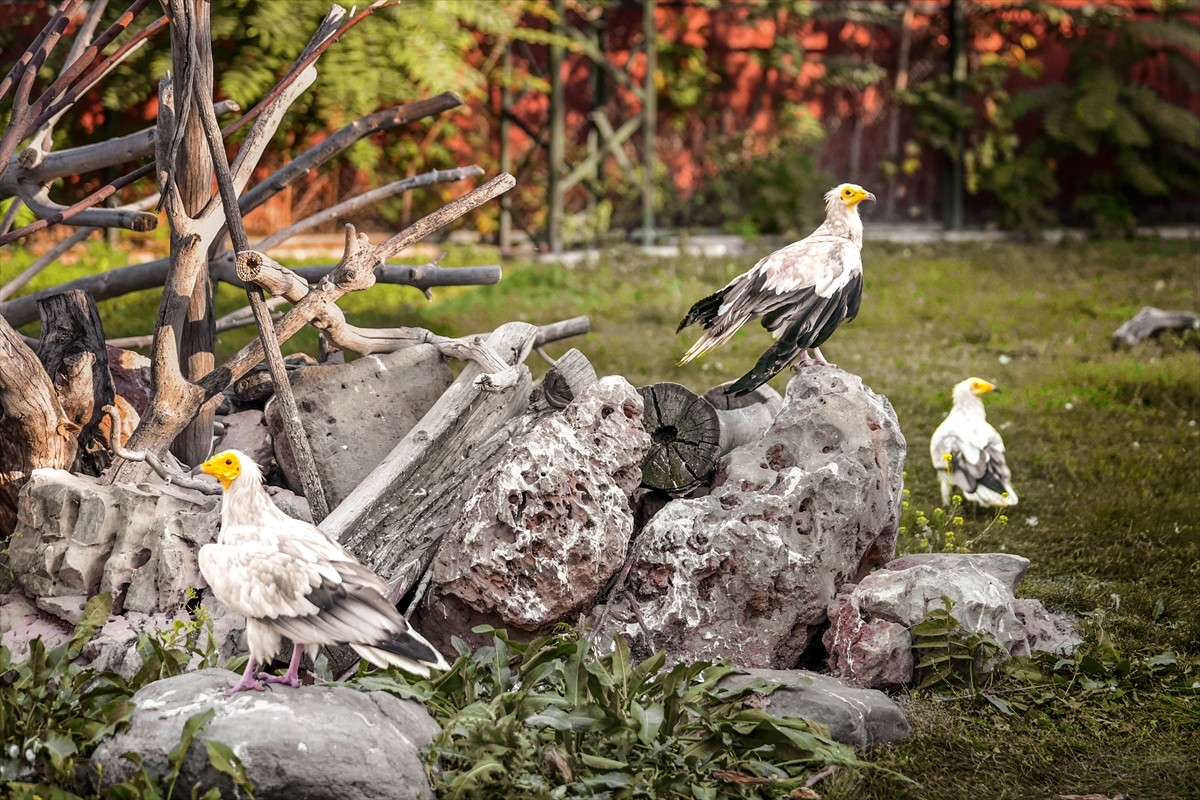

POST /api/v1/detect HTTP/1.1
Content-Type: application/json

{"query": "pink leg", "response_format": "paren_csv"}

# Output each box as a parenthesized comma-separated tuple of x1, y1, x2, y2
(259, 643, 304, 688)
(792, 350, 815, 370)
(811, 347, 836, 368)
(224, 657, 267, 696)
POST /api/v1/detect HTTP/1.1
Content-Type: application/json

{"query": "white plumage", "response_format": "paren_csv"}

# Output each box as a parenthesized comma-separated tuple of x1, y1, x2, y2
(197, 449, 449, 694)
(930, 378, 1019, 508)
(677, 183, 875, 395)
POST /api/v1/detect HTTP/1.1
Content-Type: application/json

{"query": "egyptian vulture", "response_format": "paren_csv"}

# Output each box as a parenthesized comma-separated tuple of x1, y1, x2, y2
(197, 449, 449, 694)
(677, 183, 875, 395)
(930, 378, 1019, 508)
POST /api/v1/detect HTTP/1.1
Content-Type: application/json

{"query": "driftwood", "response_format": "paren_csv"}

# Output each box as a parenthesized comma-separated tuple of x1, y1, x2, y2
(105, 174, 518, 484)
(703, 381, 784, 456)
(638, 382, 721, 491)
(0, 316, 78, 536)
(323, 322, 539, 603)
(35, 290, 119, 475)
(1111, 306, 1200, 348)
(540, 348, 598, 409)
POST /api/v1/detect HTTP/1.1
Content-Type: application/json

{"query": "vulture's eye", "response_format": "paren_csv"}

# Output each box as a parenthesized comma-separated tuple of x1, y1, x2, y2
(843, 188, 852, 195)
(225, 459, 232, 465)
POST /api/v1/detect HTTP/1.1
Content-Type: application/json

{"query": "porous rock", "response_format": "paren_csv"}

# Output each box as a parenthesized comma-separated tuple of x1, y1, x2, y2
(266, 345, 451, 506)
(720, 669, 911, 747)
(592, 368, 906, 668)
(825, 552, 1080, 689)
(90, 669, 439, 800)
(421, 377, 650, 648)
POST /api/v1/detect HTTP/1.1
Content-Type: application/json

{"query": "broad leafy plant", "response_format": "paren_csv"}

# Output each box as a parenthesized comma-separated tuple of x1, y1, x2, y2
(354, 626, 868, 798)
(0, 594, 254, 799)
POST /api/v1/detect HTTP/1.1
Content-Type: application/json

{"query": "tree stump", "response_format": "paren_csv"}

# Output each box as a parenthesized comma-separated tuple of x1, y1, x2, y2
(35, 290, 119, 474)
(637, 382, 721, 491)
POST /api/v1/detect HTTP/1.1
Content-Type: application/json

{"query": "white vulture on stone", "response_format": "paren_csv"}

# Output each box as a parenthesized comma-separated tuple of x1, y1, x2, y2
(197, 449, 449, 694)
(929, 378, 1019, 508)
(677, 182, 875, 395)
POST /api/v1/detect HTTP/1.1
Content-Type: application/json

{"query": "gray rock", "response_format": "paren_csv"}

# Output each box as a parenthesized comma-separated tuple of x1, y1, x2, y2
(91, 669, 439, 800)
(721, 669, 911, 747)
(213, 410, 273, 468)
(266, 345, 452, 507)
(10, 470, 218, 622)
(825, 553, 1079, 689)
(592, 368, 906, 668)
(0, 591, 71, 662)
(422, 377, 650, 646)
(1013, 598, 1083, 655)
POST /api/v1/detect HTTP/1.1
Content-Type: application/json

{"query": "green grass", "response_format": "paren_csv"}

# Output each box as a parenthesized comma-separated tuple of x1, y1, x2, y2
(4, 236, 1198, 798)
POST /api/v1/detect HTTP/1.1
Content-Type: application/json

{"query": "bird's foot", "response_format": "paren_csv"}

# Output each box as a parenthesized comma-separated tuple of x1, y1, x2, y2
(811, 347, 836, 368)
(223, 676, 267, 696)
(793, 350, 816, 369)
(258, 670, 302, 688)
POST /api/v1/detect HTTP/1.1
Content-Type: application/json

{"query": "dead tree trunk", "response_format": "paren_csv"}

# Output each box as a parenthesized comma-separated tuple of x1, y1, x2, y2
(34, 290, 119, 475)
(163, 0, 217, 468)
(0, 316, 78, 537)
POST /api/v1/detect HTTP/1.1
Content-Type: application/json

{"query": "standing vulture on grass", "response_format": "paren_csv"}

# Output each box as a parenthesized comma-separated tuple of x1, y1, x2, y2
(677, 183, 875, 395)
(197, 450, 449, 695)
(930, 378, 1019, 508)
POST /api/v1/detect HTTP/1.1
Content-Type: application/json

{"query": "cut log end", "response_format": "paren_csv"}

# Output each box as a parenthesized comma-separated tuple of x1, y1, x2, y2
(637, 382, 720, 492)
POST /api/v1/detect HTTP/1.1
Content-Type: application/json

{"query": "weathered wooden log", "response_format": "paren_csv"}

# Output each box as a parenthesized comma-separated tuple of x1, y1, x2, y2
(703, 381, 784, 456)
(0, 315, 78, 537)
(35, 290, 119, 475)
(637, 382, 721, 491)
(540, 348, 598, 409)
(1111, 306, 1200, 348)
(322, 321, 538, 602)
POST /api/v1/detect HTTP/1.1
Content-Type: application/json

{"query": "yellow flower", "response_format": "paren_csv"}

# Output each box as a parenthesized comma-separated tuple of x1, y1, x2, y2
(953, 516, 964, 526)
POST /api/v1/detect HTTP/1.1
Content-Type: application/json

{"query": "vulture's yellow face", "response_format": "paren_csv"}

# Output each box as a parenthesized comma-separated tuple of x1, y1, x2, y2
(200, 450, 243, 491)
(836, 183, 876, 208)
(968, 378, 996, 396)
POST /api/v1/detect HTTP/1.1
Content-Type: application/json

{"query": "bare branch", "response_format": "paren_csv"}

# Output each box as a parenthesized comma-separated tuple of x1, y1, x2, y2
(0, 226, 98, 303)
(16, 180, 157, 231)
(239, 93, 463, 215)
(104, 297, 286, 349)
(0, 163, 154, 245)
(254, 165, 485, 252)
(101, 404, 218, 494)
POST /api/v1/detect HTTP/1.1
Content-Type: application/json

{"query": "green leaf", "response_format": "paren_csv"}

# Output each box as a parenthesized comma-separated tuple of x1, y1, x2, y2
(202, 739, 251, 789)
(579, 753, 628, 770)
(66, 594, 112, 659)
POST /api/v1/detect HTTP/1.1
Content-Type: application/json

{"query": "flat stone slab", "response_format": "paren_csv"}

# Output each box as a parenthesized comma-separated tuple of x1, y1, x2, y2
(721, 668, 911, 748)
(91, 669, 440, 800)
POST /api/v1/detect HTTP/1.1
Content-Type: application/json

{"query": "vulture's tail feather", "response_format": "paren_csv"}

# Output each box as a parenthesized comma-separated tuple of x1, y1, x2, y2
(677, 288, 726, 333)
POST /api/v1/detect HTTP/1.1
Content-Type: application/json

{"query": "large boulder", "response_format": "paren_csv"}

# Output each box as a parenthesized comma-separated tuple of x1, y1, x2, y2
(825, 552, 1081, 689)
(9, 470, 218, 622)
(592, 368, 906, 667)
(91, 670, 439, 800)
(266, 345, 452, 506)
(720, 669, 911, 747)
(419, 377, 650, 650)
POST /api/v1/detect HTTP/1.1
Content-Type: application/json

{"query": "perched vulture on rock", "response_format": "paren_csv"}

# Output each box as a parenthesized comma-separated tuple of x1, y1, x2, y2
(677, 182, 875, 395)
(930, 378, 1019, 508)
(197, 449, 449, 694)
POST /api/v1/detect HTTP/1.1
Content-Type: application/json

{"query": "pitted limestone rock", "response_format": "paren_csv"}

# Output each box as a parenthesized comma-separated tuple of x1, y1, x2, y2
(422, 377, 650, 645)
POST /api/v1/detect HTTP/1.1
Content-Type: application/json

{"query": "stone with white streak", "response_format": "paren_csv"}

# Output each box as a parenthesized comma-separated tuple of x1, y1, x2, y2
(825, 552, 1081, 689)
(592, 367, 906, 668)
(90, 669, 438, 800)
(420, 377, 650, 649)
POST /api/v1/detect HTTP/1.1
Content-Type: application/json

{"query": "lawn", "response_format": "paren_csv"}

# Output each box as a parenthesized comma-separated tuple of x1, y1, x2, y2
(4, 236, 1198, 798)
